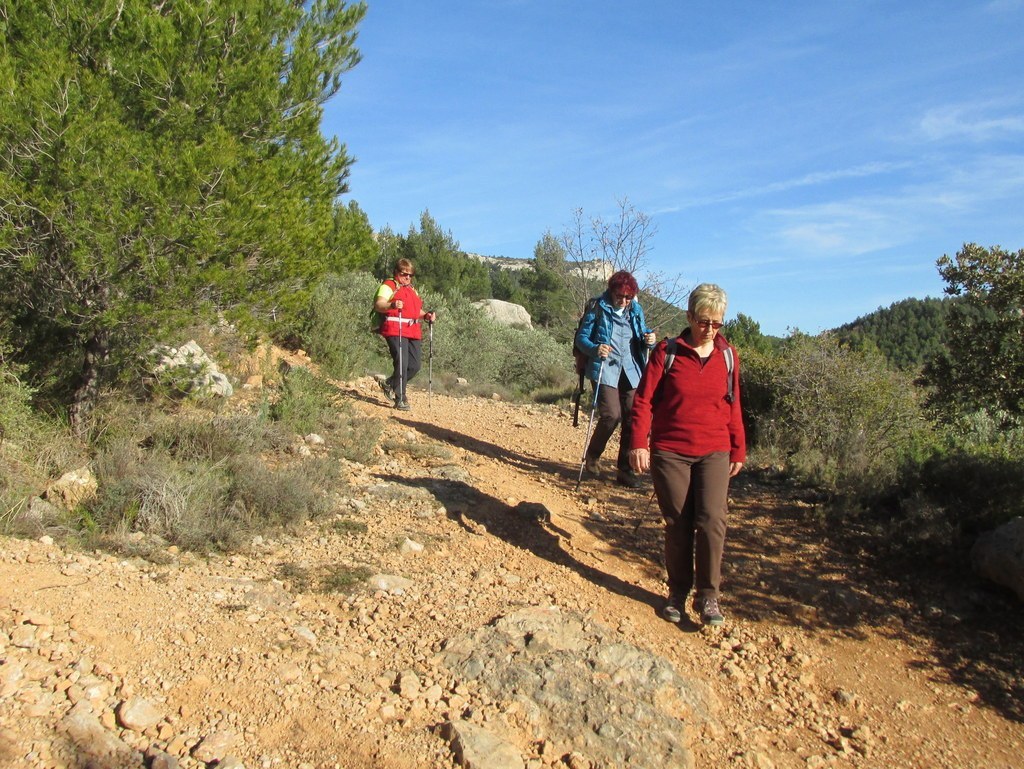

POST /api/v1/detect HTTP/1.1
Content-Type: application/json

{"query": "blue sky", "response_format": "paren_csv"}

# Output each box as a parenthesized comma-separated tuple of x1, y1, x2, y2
(323, 0, 1024, 336)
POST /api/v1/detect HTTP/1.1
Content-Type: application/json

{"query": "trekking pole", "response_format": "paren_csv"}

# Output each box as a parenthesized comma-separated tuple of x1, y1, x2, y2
(574, 358, 605, 492)
(644, 328, 655, 367)
(633, 489, 657, 534)
(571, 372, 583, 428)
(427, 319, 433, 409)
(395, 309, 403, 407)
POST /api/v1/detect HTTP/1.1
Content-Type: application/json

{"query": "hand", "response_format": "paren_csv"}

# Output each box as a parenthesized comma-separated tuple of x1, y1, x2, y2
(643, 331, 656, 346)
(424, 311, 436, 323)
(391, 299, 404, 311)
(597, 343, 612, 359)
(629, 448, 650, 474)
(729, 462, 744, 478)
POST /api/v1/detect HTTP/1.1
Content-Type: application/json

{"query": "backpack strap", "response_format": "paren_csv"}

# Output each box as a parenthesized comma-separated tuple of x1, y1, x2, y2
(574, 297, 603, 351)
(722, 346, 734, 404)
(662, 338, 734, 403)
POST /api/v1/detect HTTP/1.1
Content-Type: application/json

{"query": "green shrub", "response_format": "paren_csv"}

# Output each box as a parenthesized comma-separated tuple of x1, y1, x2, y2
(228, 455, 334, 526)
(321, 563, 373, 593)
(897, 411, 1024, 544)
(332, 517, 368, 535)
(301, 271, 575, 400)
(301, 272, 391, 380)
(0, 363, 85, 534)
(269, 365, 382, 463)
(332, 406, 383, 465)
(271, 366, 338, 435)
(406, 288, 574, 397)
(276, 561, 372, 594)
(84, 382, 355, 551)
(752, 333, 934, 494)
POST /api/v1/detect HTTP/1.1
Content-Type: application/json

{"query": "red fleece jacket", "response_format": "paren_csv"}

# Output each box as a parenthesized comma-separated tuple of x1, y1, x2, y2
(629, 334, 746, 463)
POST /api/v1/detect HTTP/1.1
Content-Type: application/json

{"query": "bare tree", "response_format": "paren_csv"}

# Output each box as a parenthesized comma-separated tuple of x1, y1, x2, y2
(559, 198, 689, 334)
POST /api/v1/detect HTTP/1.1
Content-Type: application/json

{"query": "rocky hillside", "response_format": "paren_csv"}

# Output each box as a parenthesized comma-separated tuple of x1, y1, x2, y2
(1, 372, 1023, 769)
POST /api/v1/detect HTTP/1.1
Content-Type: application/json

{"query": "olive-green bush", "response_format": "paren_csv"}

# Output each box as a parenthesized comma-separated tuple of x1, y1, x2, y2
(750, 333, 934, 494)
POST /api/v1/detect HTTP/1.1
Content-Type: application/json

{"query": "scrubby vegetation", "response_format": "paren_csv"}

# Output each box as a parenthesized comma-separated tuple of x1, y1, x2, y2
(2, 242, 1023, 574)
(1, 3, 1020, 582)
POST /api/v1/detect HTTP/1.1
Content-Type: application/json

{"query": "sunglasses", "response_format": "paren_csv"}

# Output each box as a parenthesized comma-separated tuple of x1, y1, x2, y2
(693, 319, 724, 329)
(398, 271, 413, 277)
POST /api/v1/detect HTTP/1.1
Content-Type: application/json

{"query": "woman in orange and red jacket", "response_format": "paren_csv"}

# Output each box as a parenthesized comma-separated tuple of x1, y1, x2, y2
(629, 283, 745, 627)
(374, 259, 436, 410)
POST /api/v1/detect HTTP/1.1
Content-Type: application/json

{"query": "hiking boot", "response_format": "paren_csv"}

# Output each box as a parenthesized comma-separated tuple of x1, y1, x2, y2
(379, 378, 395, 402)
(395, 400, 411, 411)
(615, 470, 642, 489)
(584, 455, 601, 475)
(662, 594, 685, 624)
(693, 596, 725, 626)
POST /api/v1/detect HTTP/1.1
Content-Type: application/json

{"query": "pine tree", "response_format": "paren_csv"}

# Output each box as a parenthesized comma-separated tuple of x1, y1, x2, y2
(0, 0, 367, 425)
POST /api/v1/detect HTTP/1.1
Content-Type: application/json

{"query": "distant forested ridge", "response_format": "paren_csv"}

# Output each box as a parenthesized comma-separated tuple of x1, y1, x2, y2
(832, 297, 954, 371)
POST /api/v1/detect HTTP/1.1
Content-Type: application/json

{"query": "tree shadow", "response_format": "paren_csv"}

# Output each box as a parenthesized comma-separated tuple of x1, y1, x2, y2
(370, 470, 683, 630)
(722, 471, 1024, 724)
(395, 416, 574, 479)
(383, 418, 1024, 723)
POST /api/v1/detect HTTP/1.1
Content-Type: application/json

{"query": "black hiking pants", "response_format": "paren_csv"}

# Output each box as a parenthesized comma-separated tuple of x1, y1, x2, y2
(384, 336, 422, 403)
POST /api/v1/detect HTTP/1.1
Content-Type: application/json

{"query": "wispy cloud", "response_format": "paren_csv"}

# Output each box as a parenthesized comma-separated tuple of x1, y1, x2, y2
(768, 202, 910, 256)
(751, 153, 1024, 257)
(652, 162, 909, 215)
(985, 0, 1024, 14)
(919, 103, 1024, 142)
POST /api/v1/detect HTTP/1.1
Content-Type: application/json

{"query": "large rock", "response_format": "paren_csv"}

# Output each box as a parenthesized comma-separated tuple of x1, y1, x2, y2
(436, 606, 704, 768)
(44, 467, 98, 511)
(151, 340, 234, 397)
(971, 517, 1024, 601)
(472, 299, 532, 329)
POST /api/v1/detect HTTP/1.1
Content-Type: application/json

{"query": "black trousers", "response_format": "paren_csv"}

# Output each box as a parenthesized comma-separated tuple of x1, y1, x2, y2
(384, 336, 422, 402)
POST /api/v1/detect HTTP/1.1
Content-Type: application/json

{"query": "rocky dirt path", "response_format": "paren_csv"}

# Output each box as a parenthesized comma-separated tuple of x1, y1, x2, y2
(2, 375, 1023, 769)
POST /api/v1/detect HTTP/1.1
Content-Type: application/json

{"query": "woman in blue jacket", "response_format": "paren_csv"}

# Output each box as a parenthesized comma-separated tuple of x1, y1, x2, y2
(575, 271, 656, 487)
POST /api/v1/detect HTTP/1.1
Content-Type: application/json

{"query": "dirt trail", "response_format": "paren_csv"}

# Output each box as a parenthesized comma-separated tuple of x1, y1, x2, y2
(375, 381, 1023, 769)
(1, 372, 1023, 769)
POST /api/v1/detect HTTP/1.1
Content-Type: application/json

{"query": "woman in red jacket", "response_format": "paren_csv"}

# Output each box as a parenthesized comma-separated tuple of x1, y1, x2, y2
(374, 259, 436, 410)
(629, 283, 745, 627)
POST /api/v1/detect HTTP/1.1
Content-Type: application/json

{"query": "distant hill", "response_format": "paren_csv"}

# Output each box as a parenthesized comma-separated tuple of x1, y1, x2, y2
(831, 296, 953, 371)
(466, 252, 613, 282)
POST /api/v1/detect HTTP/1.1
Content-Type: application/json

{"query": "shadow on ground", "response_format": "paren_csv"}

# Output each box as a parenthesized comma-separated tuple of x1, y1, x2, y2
(384, 417, 1024, 724)
(371, 468, 690, 633)
(725, 470, 1024, 725)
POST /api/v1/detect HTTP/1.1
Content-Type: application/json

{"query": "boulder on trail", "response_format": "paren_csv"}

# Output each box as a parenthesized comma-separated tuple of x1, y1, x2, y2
(971, 516, 1024, 601)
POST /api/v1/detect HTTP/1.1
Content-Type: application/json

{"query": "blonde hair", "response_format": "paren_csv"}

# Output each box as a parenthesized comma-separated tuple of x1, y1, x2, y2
(688, 283, 727, 317)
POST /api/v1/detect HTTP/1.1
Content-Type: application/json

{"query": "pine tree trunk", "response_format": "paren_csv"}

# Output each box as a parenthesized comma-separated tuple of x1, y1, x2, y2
(69, 330, 109, 434)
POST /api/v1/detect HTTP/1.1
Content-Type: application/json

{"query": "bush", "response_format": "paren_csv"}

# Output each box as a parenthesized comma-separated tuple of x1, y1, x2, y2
(301, 272, 391, 380)
(0, 362, 85, 534)
(752, 333, 934, 494)
(906, 410, 1024, 540)
(270, 365, 382, 464)
(271, 366, 338, 435)
(228, 455, 334, 527)
(405, 288, 574, 397)
(83, 388, 360, 551)
(301, 271, 575, 399)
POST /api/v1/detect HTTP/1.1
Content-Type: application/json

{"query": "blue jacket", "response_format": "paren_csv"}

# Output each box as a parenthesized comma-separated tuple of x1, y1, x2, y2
(575, 293, 654, 385)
